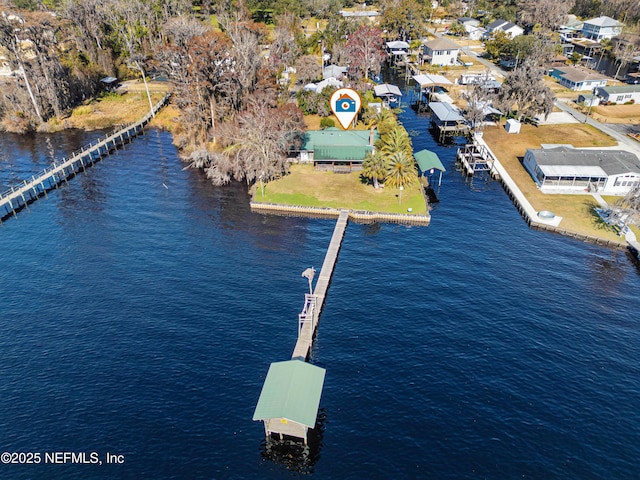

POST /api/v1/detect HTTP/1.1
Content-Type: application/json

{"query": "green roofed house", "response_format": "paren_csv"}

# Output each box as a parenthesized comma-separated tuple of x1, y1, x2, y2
(296, 128, 378, 173)
(414, 149, 446, 187)
(253, 359, 326, 444)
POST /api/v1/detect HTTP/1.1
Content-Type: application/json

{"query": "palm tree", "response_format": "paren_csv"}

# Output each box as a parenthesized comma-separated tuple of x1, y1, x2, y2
(379, 125, 412, 158)
(384, 151, 418, 189)
(366, 108, 397, 136)
(362, 150, 387, 189)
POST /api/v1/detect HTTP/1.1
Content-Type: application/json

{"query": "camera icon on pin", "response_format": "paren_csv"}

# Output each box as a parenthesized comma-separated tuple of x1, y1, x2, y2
(335, 94, 357, 112)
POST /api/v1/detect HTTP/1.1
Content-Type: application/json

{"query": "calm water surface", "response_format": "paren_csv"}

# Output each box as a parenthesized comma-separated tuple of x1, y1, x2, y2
(0, 100, 639, 479)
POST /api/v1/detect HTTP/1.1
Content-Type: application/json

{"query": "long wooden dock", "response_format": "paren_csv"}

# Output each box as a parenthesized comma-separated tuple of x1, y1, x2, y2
(292, 209, 349, 360)
(0, 93, 170, 222)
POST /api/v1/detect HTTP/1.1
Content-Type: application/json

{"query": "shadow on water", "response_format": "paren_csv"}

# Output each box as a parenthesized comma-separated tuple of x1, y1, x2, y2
(184, 167, 315, 251)
(259, 409, 326, 474)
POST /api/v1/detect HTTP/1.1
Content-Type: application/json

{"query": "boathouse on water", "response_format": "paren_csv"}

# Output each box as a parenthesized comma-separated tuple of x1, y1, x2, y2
(253, 360, 326, 444)
(374, 83, 403, 105)
(414, 149, 445, 187)
(428, 102, 469, 140)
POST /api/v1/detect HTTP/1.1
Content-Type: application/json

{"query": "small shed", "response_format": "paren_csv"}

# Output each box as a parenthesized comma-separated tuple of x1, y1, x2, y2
(253, 359, 326, 444)
(414, 149, 446, 187)
(505, 118, 521, 134)
(100, 76, 119, 91)
(578, 93, 600, 107)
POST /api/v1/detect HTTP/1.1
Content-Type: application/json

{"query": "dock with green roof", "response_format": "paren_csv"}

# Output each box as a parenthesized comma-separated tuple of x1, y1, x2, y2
(254, 209, 349, 444)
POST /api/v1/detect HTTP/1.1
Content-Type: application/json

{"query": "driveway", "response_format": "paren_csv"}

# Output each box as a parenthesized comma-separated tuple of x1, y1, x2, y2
(554, 99, 640, 157)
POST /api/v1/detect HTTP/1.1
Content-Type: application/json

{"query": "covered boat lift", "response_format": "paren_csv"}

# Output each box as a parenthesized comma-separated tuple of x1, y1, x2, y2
(415, 149, 446, 187)
(253, 359, 326, 444)
(428, 102, 469, 141)
(411, 74, 454, 107)
(373, 83, 403, 106)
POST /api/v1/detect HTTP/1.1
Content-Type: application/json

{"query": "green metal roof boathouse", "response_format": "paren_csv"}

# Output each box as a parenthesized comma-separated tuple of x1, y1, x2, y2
(253, 359, 326, 444)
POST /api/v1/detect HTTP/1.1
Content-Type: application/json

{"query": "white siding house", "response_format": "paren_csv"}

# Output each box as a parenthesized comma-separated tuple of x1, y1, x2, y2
(581, 16, 624, 41)
(458, 17, 485, 40)
(550, 66, 608, 91)
(485, 19, 524, 39)
(594, 85, 640, 104)
(523, 145, 640, 194)
(422, 38, 460, 66)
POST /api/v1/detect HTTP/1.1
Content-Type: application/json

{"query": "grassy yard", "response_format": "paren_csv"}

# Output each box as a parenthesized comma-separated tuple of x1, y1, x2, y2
(55, 81, 172, 131)
(481, 122, 627, 243)
(253, 164, 428, 215)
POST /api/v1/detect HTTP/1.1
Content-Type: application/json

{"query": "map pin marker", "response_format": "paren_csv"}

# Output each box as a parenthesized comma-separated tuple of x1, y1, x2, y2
(330, 88, 362, 130)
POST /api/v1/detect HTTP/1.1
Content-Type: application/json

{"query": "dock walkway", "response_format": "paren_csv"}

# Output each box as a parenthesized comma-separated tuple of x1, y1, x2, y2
(0, 93, 170, 221)
(292, 209, 349, 360)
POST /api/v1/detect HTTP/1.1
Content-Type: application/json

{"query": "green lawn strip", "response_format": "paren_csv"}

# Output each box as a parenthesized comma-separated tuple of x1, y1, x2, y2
(254, 165, 427, 215)
(481, 125, 624, 242)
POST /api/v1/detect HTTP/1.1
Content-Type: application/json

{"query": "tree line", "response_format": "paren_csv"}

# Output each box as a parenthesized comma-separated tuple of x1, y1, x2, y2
(1, 0, 638, 189)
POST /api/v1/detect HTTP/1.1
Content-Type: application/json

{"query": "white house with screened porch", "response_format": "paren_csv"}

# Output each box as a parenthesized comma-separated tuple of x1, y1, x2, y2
(523, 145, 640, 194)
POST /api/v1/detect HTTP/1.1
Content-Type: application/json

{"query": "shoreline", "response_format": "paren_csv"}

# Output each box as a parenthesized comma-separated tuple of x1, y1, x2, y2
(1, 84, 634, 250)
(250, 202, 431, 225)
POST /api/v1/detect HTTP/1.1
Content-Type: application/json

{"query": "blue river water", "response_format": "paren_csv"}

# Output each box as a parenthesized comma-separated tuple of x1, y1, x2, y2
(0, 96, 639, 479)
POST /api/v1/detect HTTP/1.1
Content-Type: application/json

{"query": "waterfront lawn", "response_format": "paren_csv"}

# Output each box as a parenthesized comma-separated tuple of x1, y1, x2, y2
(481, 123, 624, 243)
(254, 164, 427, 214)
(66, 88, 168, 130)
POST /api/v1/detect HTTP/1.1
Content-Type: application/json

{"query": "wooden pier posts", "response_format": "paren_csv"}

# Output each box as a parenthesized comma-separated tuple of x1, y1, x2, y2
(292, 209, 349, 360)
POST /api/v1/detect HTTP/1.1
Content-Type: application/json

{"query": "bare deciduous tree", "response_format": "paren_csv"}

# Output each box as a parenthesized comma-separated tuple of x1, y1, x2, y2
(462, 71, 497, 132)
(495, 61, 555, 122)
(203, 102, 305, 186)
(517, 0, 575, 30)
(294, 55, 321, 84)
(218, 14, 265, 112)
(267, 12, 301, 70)
(344, 24, 385, 81)
(608, 185, 640, 230)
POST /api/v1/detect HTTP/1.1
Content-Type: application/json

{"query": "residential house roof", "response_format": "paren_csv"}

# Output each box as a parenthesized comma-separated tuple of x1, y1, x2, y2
(423, 38, 459, 52)
(458, 17, 480, 26)
(527, 146, 640, 177)
(253, 360, 326, 428)
(583, 16, 624, 28)
(414, 149, 446, 172)
(553, 66, 608, 84)
(323, 64, 348, 79)
(300, 128, 377, 161)
(486, 19, 522, 33)
(596, 85, 640, 95)
(339, 9, 379, 17)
